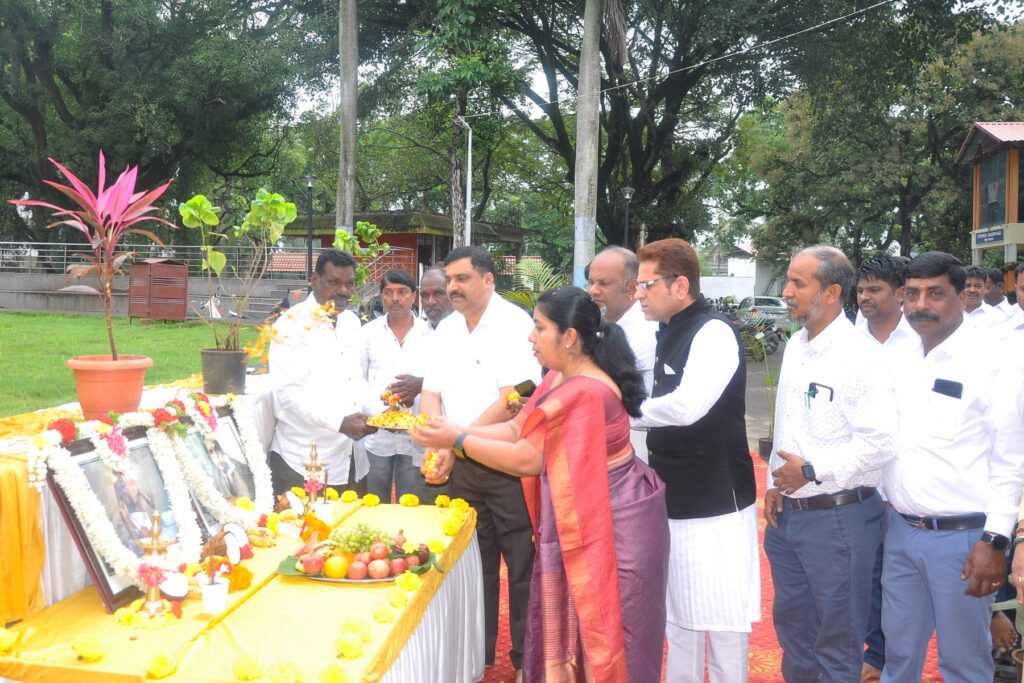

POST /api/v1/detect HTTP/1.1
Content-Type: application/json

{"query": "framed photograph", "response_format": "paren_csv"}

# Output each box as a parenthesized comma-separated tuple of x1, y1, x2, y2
(48, 427, 200, 613)
(181, 414, 257, 536)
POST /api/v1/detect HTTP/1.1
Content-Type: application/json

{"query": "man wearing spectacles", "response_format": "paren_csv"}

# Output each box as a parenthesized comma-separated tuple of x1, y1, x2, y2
(879, 251, 1024, 682)
(630, 238, 758, 682)
(764, 245, 899, 683)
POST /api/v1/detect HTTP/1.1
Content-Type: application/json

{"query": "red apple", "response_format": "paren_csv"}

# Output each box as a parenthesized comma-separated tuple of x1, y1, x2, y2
(369, 542, 389, 560)
(389, 558, 408, 576)
(368, 559, 390, 579)
(346, 561, 368, 580)
(301, 553, 325, 575)
(405, 555, 421, 567)
(354, 552, 372, 565)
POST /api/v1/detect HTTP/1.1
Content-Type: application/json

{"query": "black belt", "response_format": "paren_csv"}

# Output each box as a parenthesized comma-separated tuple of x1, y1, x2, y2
(786, 487, 876, 511)
(897, 512, 986, 531)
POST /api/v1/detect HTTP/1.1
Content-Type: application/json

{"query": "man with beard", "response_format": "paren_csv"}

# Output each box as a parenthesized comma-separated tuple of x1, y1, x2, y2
(420, 245, 541, 677)
(764, 245, 898, 683)
(419, 267, 452, 330)
(879, 252, 1024, 682)
(359, 269, 432, 500)
(268, 249, 377, 494)
(587, 246, 658, 463)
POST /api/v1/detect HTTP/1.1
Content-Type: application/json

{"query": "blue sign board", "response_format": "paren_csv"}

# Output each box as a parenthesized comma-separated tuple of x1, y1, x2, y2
(976, 228, 1004, 245)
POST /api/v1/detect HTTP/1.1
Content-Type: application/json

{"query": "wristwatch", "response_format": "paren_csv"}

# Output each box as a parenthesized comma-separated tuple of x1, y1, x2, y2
(801, 461, 821, 485)
(453, 432, 469, 459)
(981, 531, 1010, 551)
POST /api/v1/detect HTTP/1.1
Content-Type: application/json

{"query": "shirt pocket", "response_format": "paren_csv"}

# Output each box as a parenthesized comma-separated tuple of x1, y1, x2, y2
(806, 397, 849, 442)
(921, 390, 966, 441)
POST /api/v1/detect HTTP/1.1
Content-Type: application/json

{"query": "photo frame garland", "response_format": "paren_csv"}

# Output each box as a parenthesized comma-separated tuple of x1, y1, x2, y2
(27, 392, 273, 598)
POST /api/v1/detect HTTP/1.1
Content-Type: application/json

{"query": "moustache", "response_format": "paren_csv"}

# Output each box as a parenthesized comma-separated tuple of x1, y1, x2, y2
(905, 311, 940, 322)
(782, 297, 797, 308)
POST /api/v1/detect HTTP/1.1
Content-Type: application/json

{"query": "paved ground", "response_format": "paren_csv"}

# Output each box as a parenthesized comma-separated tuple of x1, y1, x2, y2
(744, 338, 785, 454)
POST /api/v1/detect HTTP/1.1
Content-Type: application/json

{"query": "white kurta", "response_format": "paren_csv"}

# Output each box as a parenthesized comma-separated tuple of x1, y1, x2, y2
(616, 300, 658, 464)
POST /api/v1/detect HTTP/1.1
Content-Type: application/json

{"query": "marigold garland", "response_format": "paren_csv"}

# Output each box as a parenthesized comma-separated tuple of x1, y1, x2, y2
(146, 653, 177, 679)
(234, 496, 256, 511)
(398, 493, 419, 507)
(387, 588, 409, 608)
(441, 517, 462, 536)
(232, 654, 264, 680)
(338, 617, 372, 643)
(0, 628, 14, 655)
(395, 572, 421, 592)
(361, 493, 380, 507)
(71, 635, 104, 662)
(114, 598, 182, 629)
(372, 603, 395, 623)
(434, 495, 450, 508)
(290, 486, 308, 501)
(319, 663, 350, 683)
(228, 564, 254, 591)
(427, 538, 447, 555)
(333, 633, 365, 659)
(325, 487, 339, 501)
(450, 498, 470, 513)
(401, 540, 419, 554)
(269, 660, 306, 683)
(340, 490, 358, 503)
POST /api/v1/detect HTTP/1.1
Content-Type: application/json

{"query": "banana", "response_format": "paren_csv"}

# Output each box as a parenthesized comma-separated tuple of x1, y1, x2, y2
(247, 528, 276, 548)
(278, 509, 299, 523)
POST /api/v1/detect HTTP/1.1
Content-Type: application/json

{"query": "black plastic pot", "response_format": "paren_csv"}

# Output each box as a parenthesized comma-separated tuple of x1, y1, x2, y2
(200, 348, 248, 395)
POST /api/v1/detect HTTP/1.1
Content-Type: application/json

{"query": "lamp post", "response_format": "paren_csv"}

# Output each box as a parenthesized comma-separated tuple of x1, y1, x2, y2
(621, 186, 634, 248)
(303, 174, 317, 283)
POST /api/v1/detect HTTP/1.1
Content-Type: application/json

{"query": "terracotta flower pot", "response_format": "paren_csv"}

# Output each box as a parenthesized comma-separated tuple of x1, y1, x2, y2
(66, 355, 153, 420)
(200, 348, 248, 395)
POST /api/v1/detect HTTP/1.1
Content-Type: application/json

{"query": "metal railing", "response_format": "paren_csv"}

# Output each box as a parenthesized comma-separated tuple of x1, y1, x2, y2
(0, 242, 414, 280)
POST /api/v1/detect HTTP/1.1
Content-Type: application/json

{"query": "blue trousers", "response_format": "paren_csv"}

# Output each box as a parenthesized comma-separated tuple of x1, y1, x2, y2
(365, 450, 424, 502)
(764, 493, 884, 683)
(879, 509, 994, 683)
(863, 538, 886, 670)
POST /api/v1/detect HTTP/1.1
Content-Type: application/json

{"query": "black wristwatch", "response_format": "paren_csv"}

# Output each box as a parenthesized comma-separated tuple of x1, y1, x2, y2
(981, 530, 1010, 551)
(801, 461, 821, 485)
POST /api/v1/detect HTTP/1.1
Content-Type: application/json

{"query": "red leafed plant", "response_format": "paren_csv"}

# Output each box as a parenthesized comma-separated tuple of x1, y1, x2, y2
(8, 151, 175, 360)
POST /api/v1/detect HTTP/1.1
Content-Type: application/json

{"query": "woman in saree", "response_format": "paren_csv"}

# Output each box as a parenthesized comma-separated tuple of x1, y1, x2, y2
(413, 286, 669, 682)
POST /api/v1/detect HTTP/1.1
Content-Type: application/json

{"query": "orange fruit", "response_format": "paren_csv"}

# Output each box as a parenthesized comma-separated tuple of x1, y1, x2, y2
(324, 555, 349, 579)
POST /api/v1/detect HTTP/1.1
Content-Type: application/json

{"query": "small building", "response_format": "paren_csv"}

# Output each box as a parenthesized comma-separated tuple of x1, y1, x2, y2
(954, 122, 1024, 267)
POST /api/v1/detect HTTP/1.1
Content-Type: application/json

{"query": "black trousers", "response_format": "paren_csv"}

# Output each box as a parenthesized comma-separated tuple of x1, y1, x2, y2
(452, 456, 535, 670)
(268, 450, 367, 497)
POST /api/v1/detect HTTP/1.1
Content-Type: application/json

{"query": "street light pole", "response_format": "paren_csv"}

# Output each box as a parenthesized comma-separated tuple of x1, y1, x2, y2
(621, 186, 634, 248)
(303, 174, 317, 283)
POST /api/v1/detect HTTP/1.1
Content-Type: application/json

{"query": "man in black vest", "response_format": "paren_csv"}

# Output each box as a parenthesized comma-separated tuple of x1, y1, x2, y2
(631, 238, 759, 682)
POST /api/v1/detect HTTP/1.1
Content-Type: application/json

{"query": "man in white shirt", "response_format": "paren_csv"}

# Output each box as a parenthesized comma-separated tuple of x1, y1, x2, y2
(963, 265, 1006, 329)
(852, 254, 917, 682)
(268, 249, 377, 493)
(985, 267, 1016, 317)
(1002, 263, 1024, 335)
(879, 251, 1024, 683)
(420, 246, 541, 675)
(359, 269, 431, 501)
(587, 246, 658, 464)
(764, 245, 899, 683)
(630, 238, 758, 683)
(419, 267, 452, 330)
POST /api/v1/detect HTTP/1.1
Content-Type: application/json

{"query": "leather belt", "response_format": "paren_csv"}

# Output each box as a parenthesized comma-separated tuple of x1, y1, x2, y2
(897, 512, 986, 531)
(786, 487, 876, 511)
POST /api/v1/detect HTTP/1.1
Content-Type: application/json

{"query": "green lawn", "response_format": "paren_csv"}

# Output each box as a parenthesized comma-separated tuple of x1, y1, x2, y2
(0, 312, 259, 417)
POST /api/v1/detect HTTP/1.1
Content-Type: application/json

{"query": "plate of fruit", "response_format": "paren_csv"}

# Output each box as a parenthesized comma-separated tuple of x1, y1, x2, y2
(276, 523, 440, 582)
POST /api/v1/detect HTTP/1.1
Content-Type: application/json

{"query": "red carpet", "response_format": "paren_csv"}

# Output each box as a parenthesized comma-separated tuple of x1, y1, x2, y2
(481, 453, 943, 681)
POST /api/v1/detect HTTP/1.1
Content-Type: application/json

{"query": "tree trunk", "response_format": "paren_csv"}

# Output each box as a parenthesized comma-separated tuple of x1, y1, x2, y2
(573, 0, 601, 287)
(336, 0, 358, 233)
(450, 89, 468, 247)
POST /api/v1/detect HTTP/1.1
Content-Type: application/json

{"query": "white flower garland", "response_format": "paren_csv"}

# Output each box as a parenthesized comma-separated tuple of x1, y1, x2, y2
(221, 394, 274, 516)
(166, 429, 253, 528)
(183, 394, 217, 439)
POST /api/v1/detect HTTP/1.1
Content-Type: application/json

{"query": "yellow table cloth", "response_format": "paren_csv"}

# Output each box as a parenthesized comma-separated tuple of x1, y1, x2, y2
(0, 502, 479, 683)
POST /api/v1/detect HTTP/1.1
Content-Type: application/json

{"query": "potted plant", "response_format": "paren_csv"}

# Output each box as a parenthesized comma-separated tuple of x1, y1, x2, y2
(758, 365, 779, 463)
(180, 190, 296, 394)
(8, 151, 175, 419)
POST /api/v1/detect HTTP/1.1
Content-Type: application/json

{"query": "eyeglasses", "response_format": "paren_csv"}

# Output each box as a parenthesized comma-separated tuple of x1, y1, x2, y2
(636, 275, 677, 291)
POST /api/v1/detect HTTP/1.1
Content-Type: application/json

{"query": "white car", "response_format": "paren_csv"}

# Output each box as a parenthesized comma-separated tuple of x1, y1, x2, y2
(737, 296, 790, 324)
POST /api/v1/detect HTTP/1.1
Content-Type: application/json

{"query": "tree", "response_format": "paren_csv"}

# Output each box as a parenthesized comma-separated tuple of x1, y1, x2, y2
(0, 0, 334, 241)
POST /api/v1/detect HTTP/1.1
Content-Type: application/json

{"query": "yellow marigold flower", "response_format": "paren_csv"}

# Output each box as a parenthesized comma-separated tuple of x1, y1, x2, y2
(30, 434, 49, 449)
(325, 487, 339, 501)
(265, 512, 280, 535)
(269, 661, 305, 683)
(146, 653, 177, 679)
(181, 562, 204, 578)
(319, 663, 350, 683)
(387, 588, 409, 608)
(0, 628, 15, 654)
(234, 496, 255, 511)
(398, 493, 419, 507)
(290, 486, 308, 501)
(232, 655, 264, 680)
(333, 633, 365, 659)
(372, 603, 395, 623)
(338, 617, 372, 643)
(427, 538, 447, 555)
(395, 572, 421, 593)
(114, 607, 136, 626)
(401, 541, 419, 554)
(450, 498, 470, 513)
(340, 490, 358, 503)
(362, 493, 380, 507)
(441, 517, 462, 537)
(71, 635, 104, 662)
(434, 495, 450, 508)
(93, 422, 113, 435)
